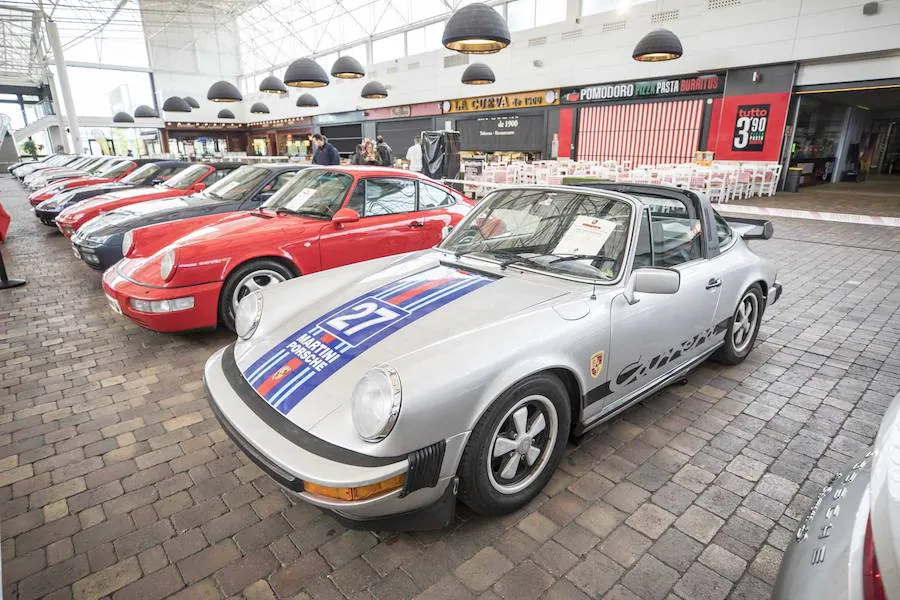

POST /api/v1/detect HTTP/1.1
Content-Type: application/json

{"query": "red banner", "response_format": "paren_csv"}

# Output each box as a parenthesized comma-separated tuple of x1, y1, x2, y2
(711, 92, 791, 162)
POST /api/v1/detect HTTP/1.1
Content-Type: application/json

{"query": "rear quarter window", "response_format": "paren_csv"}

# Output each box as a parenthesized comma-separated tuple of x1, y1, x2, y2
(715, 213, 734, 250)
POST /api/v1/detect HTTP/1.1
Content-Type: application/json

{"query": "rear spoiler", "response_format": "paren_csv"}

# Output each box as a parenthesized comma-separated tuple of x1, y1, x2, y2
(723, 216, 774, 240)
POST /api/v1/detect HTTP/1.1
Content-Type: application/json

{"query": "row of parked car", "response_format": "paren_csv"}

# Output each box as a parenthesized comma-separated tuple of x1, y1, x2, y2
(10, 153, 473, 332)
(9, 155, 895, 600)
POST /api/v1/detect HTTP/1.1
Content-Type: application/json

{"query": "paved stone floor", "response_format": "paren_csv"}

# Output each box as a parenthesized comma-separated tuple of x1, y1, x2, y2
(1, 173, 899, 600)
(738, 174, 900, 217)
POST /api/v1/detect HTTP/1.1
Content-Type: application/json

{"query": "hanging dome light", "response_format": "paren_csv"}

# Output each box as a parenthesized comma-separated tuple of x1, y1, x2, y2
(162, 96, 192, 112)
(331, 55, 365, 79)
(259, 75, 288, 94)
(207, 80, 243, 102)
(183, 96, 200, 109)
(442, 3, 510, 54)
(461, 63, 495, 85)
(296, 93, 319, 107)
(250, 102, 270, 114)
(112, 111, 134, 123)
(133, 105, 159, 118)
(361, 81, 388, 99)
(632, 28, 683, 62)
(283, 57, 329, 88)
(217, 109, 236, 119)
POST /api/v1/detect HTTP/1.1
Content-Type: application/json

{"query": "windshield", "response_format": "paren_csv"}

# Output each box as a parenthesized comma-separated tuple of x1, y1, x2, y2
(121, 163, 160, 184)
(86, 158, 111, 173)
(204, 166, 270, 202)
(97, 160, 133, 179)
(263, 169, 352, 218)
(163, 164, 208, 189)
(440, 188, 634, 281)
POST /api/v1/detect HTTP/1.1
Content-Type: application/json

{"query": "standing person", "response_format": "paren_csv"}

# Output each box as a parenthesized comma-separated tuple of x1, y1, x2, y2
(375, 135, 394, 167)
(406, 136, 422, 172)
(311, 133, 340, 166)
(351, 143, 365, 165)
(361, 139, 380, 166)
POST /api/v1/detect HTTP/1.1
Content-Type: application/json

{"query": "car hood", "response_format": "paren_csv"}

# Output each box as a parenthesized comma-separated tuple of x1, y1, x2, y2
(77, 195, 218, 237)
(233, 251, 571, 431)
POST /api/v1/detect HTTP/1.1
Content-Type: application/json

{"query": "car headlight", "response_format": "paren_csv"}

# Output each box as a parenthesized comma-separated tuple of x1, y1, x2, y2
(122, 231, 134, 257)
(234, 292, 263, 340)
(160, 250, 176, 281)
(351, 366, 402, 442)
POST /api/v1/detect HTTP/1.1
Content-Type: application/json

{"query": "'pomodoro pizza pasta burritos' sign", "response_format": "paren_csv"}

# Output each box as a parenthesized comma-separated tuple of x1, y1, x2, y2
(561, 74, 724, 104)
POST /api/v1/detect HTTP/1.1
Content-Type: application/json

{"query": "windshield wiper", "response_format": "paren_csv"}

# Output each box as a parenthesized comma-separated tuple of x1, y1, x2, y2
(547, 254, 614, 265)
(275, 207, 328, 219)
(489, 251, 545, 270)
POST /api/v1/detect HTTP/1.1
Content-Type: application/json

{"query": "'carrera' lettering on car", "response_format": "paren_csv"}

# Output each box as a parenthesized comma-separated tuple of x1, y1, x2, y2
(242, 266, 495, 415)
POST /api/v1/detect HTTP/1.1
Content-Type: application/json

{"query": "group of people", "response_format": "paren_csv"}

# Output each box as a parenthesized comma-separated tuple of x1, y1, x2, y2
(310, 132, 423, 173)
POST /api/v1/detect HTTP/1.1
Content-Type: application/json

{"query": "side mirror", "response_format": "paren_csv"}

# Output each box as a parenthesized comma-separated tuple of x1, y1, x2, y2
(623, 268, 680, 305)
(151, 178, 163, 185)
(191, 182, 206, 193)
(332, 207, 360, 227)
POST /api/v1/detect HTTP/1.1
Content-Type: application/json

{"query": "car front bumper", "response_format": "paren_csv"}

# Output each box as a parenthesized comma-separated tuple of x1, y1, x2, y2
(203, 345, 457, 530)
(101, 266, 221, 332)
(72, 236, 123, 271)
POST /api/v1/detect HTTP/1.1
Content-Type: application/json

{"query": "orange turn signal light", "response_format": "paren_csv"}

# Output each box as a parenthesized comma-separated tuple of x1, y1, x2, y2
(303, 473, 406, 502)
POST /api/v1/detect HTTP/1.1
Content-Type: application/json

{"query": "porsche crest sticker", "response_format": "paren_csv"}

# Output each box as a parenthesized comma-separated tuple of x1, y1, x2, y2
(590, 351, 604, 378)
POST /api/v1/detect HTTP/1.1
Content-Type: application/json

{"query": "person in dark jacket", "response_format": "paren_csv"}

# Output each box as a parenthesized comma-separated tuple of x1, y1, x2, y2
(312, 134, 340, 166)
(376, 136, 394, 167)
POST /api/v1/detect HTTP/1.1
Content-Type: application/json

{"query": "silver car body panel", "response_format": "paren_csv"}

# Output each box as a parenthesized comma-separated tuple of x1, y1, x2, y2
(207, 184, 779, 521)
(773, 392, 900, 600)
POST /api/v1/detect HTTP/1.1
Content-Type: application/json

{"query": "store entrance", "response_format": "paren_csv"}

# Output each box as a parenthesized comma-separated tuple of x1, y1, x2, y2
(788, 83, 900, 185)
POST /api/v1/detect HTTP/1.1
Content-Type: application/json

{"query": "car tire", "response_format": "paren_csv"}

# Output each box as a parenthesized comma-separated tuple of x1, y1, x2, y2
(457, 372, 571, 516)
(713, 283, 764, 365)
(219, 259, 295, 331)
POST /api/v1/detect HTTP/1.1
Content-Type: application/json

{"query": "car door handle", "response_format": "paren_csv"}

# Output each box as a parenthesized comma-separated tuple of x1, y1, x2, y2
(706, 278, 722, 290)
(408, 220, 424, 228)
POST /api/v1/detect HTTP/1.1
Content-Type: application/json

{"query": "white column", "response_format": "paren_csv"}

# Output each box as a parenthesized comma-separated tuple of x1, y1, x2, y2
(45, 19, 82, 153)
(46, 73, 70, 153)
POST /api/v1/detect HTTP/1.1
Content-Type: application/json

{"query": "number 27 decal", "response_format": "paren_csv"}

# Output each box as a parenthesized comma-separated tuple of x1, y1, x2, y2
(319, 297, 409, 347)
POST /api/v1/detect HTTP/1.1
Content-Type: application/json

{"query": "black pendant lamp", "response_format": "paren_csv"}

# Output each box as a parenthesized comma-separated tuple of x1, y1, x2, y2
(113, 111, 134, 123)
(259, 75, 288, 94)
(443, 2, 510, 54)
(217, 109, 236, 119)
(461, 62, 495, 85)
(331, 55, 365, 79)
(134, 105, 158, 118)
(207, 80, 243, 102)
(632, 28, 683, 62)
(296, 93, 319, 107)
(162, 96, 192, 112)
(361, 81, 388, 99)
(183, 96, 200, 109)
(284, 57, 329, 88)
(250, 102, 270, 114)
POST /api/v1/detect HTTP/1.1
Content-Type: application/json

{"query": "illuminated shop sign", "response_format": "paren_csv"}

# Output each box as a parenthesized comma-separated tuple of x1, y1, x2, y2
(561, 74, 724, 104)
(442, 89, 559, 114)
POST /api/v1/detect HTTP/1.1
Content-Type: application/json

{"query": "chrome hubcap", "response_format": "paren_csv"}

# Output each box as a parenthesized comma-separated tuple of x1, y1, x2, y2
(488, 395, 558, 494)
(232, 269, 285, 314)
(732, 293, 758, 353)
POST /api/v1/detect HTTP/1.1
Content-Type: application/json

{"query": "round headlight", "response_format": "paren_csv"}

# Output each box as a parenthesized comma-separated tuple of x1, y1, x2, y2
(160, 250, 176, 281)
(351, 366, 402, 442)
(122, 230, 134, 257)
(234, 292, 263, 340)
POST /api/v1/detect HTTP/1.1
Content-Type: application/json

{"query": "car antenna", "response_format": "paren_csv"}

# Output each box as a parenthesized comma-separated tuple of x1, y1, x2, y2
(590, 279, 597, 301)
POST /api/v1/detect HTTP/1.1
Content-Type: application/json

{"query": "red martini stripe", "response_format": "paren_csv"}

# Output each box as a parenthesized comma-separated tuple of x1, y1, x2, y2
(387, 277, 452, 305)
(320, 333, 335, 344)
(257, 357, 303, 396)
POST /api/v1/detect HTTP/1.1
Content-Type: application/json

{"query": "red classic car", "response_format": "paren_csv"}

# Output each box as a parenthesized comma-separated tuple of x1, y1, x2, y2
(102, 167, 473, 333)
(28, 159, 152, 206)
(55, 163, 239, 237)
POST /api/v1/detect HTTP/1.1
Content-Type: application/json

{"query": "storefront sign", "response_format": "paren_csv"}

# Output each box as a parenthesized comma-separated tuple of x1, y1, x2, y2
(457, 113, 544, 152)
(561, 74, 724, 104)
(442, 90, 558, 114)
(731, 104, 770, 152)
(391, 106, 412, 118)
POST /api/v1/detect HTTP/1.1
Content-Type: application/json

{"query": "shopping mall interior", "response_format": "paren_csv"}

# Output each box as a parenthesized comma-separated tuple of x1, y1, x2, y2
(0, 1, 899, 600)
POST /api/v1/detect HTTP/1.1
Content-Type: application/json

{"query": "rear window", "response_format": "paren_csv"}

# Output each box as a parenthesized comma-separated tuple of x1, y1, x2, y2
(163, 164, 209, 189)
(98, 161, 134, 179)
(121, 163, 160, 184)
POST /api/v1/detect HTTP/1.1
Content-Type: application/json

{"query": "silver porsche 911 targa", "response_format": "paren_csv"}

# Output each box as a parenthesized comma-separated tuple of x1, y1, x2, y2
(204, 183, 782, 530)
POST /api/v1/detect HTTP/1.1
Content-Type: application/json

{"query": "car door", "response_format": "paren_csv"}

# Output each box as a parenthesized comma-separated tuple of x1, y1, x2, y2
(604, 193, 722, 411)
(318, 176, 424, 269)
(417, 182, 460, 246)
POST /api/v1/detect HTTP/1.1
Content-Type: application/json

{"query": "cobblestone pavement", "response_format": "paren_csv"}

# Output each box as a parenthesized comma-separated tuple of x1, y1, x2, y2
(737, 175, 900, 218)
(2, 173, 899, 600)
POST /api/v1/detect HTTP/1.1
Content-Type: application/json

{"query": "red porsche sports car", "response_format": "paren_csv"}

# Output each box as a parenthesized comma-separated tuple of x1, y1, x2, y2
(28, 159, 153, 206)
(55, 162, 239, 238)
(102, 167, 473, 333)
